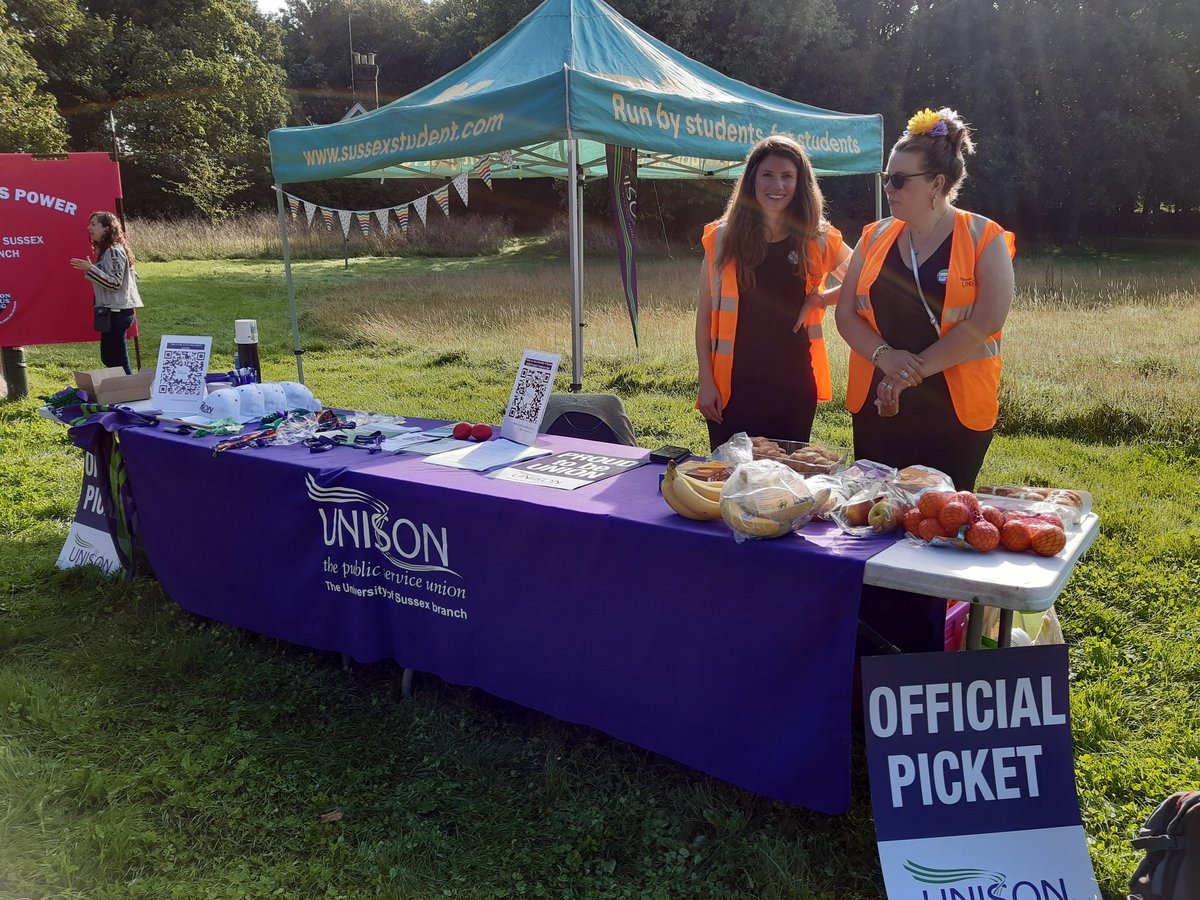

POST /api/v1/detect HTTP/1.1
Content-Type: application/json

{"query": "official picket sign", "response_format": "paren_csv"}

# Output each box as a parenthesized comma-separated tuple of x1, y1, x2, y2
(55, 449, 122, 576)
(861, 645, 1100, 900)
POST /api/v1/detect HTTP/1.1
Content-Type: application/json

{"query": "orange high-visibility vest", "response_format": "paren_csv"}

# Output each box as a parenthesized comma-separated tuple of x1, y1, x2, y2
(845, 209, 1016, 431)
(701, 220, 844, 407)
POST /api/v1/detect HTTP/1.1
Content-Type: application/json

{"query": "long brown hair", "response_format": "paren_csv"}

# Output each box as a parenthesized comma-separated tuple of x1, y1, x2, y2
(716, 136, 826, 292)
(89, 211, 135, 265)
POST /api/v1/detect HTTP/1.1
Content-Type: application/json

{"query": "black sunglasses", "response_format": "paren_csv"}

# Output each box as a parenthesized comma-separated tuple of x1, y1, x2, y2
(881, 171, 935, 190)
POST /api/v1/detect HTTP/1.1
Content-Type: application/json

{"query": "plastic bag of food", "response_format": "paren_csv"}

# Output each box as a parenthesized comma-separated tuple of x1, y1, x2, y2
(975, 484, 1088, 529)
(747, 436, 849, 475)
(891, 464, 955, 505)
(829, 482, 908, 537)
(711, 432, 755, 466)
(719, 459, 818, 542)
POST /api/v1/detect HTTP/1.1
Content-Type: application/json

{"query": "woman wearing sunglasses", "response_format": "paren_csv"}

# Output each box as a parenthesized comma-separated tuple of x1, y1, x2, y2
(696, 136, 851, 450)
(835, 107, 1015, 653)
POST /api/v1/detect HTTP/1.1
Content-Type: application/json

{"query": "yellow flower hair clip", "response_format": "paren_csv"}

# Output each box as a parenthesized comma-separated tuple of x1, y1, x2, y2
(906, 108, 947, 137)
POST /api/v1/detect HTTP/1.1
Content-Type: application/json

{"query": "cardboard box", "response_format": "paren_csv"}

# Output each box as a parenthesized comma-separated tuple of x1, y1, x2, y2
(73, 367, 156, 404)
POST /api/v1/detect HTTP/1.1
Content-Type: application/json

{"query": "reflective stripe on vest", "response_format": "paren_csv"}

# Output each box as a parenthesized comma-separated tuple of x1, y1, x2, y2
(845, 209, 1015, 431)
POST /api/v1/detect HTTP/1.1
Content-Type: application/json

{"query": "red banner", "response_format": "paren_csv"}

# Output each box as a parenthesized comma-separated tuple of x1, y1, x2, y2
(0, 153, 125, 347)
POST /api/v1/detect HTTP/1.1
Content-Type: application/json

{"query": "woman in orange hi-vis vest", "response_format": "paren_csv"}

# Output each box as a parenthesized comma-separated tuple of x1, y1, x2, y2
(696, 136, 851, 450)
(834, 107, 1015, 492)
(836, 107, 1015, 655)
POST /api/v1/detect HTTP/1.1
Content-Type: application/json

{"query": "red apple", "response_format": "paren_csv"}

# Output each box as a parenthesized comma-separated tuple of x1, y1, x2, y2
(452, 421, 473, 440)
(470, 422, 493, 441)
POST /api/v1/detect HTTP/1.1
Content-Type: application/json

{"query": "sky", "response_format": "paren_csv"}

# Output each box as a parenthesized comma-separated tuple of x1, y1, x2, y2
(255, 0, 288, 17)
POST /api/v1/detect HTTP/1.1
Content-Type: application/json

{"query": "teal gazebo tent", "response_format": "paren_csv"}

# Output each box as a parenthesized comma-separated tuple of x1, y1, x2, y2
(268, 0, 884, 386)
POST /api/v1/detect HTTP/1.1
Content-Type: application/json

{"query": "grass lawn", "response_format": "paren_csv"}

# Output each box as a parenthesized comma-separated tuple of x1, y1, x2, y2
(1, 239, 1198, 898)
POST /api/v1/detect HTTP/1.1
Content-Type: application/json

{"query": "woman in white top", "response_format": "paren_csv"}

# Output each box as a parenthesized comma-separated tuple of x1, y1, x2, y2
(70, 211, 143, 374)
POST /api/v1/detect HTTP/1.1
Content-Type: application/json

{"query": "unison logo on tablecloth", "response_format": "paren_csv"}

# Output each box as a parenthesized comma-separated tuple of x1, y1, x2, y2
(305, 473, 459, 576)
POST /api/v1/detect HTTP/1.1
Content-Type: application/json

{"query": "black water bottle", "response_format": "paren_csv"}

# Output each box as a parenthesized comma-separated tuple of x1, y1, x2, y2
(234, 319, 261, 384)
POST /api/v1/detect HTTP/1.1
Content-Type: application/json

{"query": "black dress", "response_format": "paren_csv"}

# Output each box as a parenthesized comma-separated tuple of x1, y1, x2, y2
(851, 235, 994, 492)
(853, 234, 994, 655)
(707, 239, 818, 450)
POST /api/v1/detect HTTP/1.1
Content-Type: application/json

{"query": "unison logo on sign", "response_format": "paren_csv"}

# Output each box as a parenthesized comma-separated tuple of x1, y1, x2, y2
(905, 860, 1073, 900)
(305, 473, 459, 576)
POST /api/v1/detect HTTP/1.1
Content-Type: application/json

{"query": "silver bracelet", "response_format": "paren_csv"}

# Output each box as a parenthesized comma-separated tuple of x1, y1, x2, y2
(870, 343, 892, 365)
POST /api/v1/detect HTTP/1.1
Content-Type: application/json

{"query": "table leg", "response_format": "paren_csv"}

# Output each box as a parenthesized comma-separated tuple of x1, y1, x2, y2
(997, 609, 1014, 648)
(965, 603, 986, 650)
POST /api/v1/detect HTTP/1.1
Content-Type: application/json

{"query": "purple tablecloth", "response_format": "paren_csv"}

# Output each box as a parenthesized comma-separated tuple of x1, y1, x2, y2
(118, 422, 885, 813)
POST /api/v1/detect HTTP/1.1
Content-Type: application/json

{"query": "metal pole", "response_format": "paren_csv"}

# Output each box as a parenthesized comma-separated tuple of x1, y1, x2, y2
(1, 347, 29, 400)
(275, 186, 305, 383)
(110, 111, 141, 370)
(567, 139, 584, 392)
(875, 172, 883, 221)
(348, 14, 355, 103)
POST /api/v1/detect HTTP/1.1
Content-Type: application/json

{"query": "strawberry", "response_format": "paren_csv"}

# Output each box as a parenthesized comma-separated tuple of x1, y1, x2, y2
(966, 520, 1000, 552)
(902, 506, 924, 535)
(939, 501, 971, 532)
(918, 490, 951, 519)
(980, 505, 1005, 528)
(1029, 524, 1066, 557)
(1000, 520, 1032, 552)
(917, 517, 949, 543)
(950, 490, 981, 519)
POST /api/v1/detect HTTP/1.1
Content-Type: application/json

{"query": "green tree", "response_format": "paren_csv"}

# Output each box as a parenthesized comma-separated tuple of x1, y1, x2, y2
(0, 0, 69, 152)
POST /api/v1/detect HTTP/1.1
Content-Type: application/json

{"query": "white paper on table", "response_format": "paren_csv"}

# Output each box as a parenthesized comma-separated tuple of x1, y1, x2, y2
(423, 439, 552, 472)
(151, 335, 212, 415)
(500, 349, 561, 445)
(381, 431, 449, 453)
(403, 437, 475, 456)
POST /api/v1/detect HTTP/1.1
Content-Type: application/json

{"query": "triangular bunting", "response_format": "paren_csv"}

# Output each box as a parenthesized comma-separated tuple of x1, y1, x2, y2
(451, 172, 469, 206)
(374, 208, 390, 236)
(412, 196, 428, 226)
(338, 209, 353, 240)
(304, 200, 318, 228)
(475, 158, 493, 189)
(433, 185, 450, 216)
(287, 195, 301, 218)
(355, 211, 372, 237)
(320, 208, 334, 231)
(397, 206, 410, 232)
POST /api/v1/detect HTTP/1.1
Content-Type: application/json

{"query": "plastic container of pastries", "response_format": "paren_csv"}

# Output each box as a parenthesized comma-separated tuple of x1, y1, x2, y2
(748, 437, 849, 476)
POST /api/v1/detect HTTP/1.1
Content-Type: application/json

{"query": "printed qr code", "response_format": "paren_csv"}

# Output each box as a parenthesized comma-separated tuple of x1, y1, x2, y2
(509, 361, 552, 423)
(159, 349, 206, 396)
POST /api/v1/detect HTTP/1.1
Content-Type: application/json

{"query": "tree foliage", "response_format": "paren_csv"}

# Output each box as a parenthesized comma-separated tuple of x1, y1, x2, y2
(0, 0, 69, 152)
(4, 0, 1196, 234)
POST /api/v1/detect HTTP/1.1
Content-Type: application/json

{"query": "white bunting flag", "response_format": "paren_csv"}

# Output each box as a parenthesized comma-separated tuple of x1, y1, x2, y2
(373, 208, 391, 235)
(338, 209, 353, 240)
(303, 200, 317, 228)
(500, 149, 514, 166)
(452, 172, 469, 206)
(412, 195, 428, 226)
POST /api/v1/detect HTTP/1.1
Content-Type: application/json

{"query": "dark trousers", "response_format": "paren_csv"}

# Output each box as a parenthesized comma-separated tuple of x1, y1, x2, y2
(99, 309, 136, 375)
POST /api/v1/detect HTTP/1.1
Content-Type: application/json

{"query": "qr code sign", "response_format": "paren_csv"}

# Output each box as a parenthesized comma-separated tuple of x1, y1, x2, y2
(509, 359, 553, 424)
(159, 348, 206, 396)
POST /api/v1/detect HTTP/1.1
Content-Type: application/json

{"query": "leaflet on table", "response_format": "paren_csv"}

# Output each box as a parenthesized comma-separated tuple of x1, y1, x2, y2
(380, 424, 461, 453)
(488, 449, 648, 490)
(424, 439, 552, 472)
(500, 350, 561, 445)
(150, 335, 212, 415)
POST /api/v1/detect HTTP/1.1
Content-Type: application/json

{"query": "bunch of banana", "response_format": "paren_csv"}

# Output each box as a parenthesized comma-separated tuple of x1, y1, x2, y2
(660, 461, 723, 521)
(719, 487, 818, 539)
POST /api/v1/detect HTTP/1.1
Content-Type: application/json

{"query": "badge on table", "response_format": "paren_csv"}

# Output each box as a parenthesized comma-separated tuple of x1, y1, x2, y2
(861, 644, 1100, 900)
(151, 335, 212, 415)
(500, 349, 561, 445)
